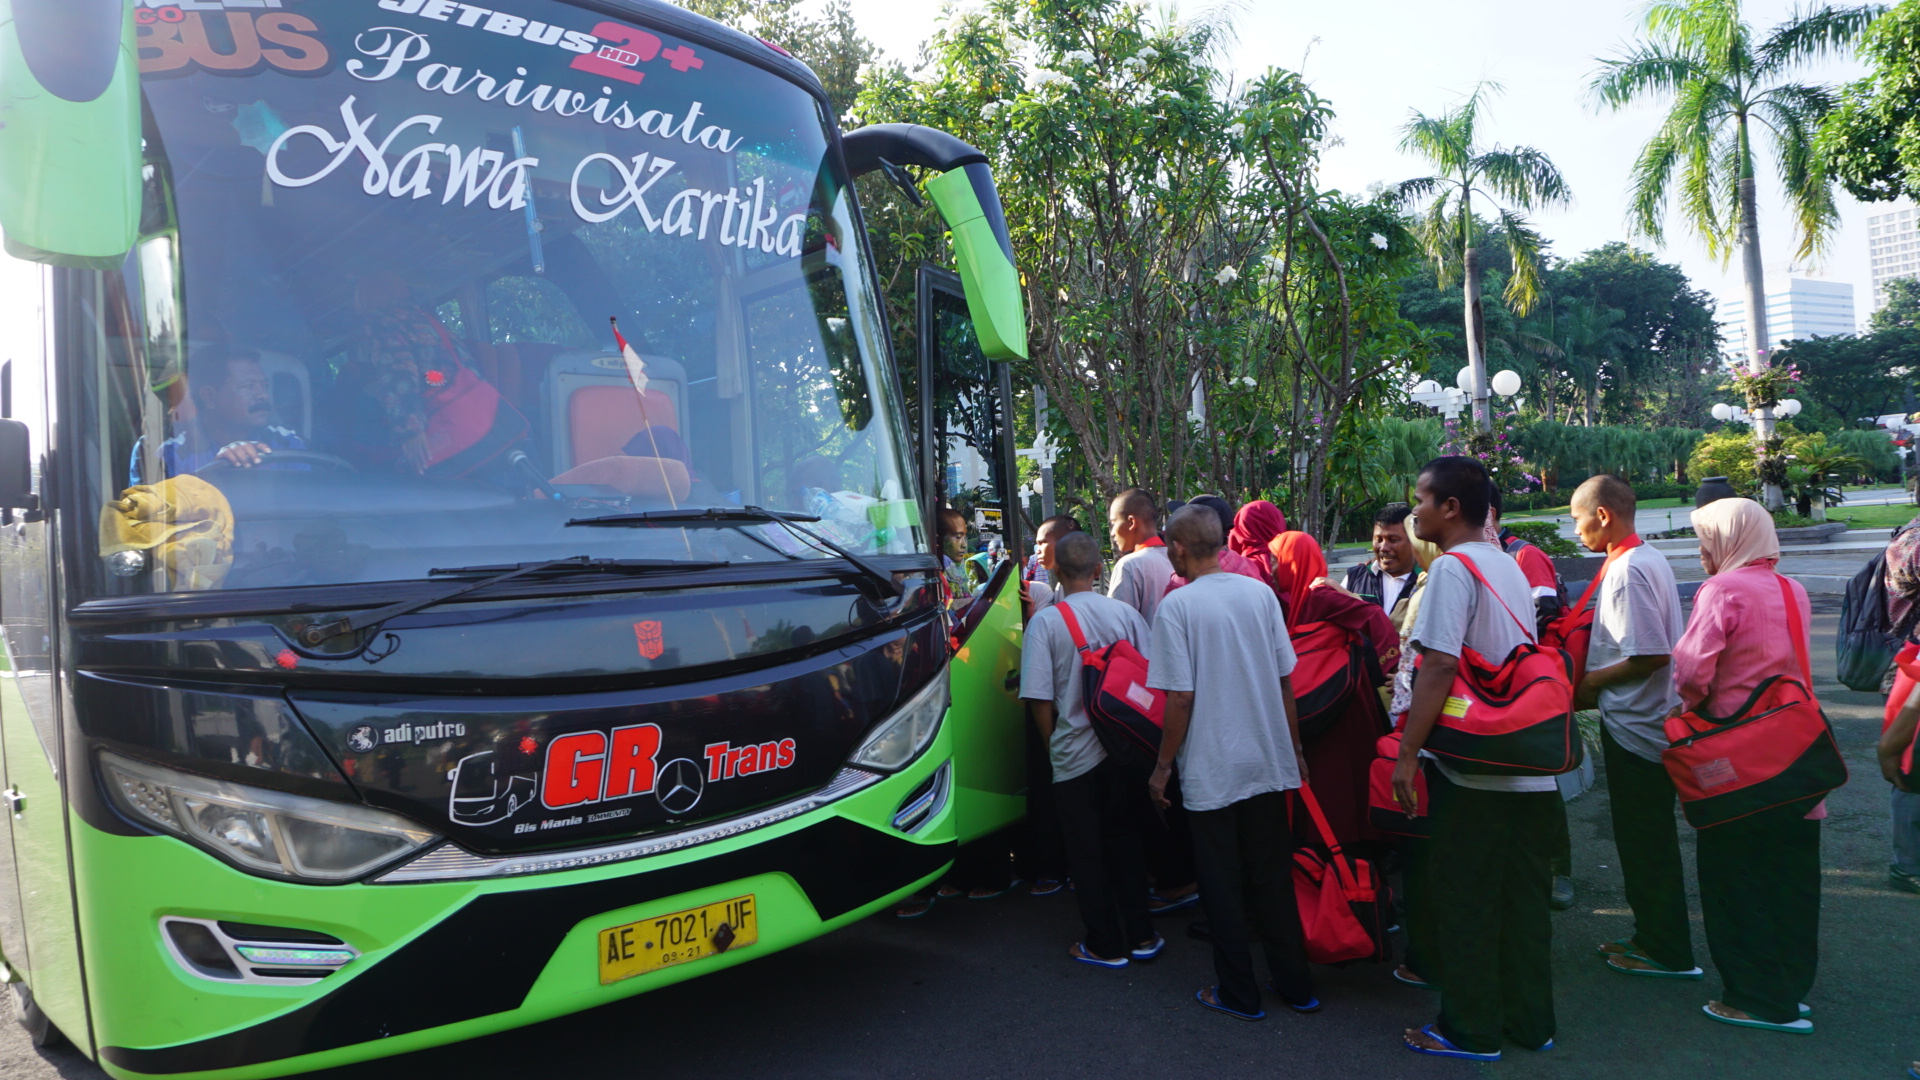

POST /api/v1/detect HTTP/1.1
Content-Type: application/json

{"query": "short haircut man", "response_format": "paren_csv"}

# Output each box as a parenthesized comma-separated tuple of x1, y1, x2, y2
(1108, 488, 1174, 624)
(1376, 502, 1412, 528)
(1164, 503, 1223, 556)
(1053, 530, 1102, 582)
(1040, 513, 1083, 536)
(1347, 502, 1418, 611)
(1571, 474, 1637, 517)
(1114, 488, 1157, 529)
(1420, 456, 1492, 530)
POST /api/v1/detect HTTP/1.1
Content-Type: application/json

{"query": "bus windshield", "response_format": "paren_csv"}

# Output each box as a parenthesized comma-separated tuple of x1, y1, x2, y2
(71, 0, 917, 598)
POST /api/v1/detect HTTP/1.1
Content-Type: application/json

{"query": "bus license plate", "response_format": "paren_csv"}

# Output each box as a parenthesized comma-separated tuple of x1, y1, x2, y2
(597, 895, 758, 985)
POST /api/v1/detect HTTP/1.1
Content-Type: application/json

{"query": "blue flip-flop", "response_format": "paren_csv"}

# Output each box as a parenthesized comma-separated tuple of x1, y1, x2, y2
(1130, 934, 1166, 961)
(1404, 1024, 1501, 1061)
(1906, 1062, 1919, 1080)
(1070, 943, 1128, 969)
(1701, 1003, 1812, 1034)
(1392, 966, 1437, 990)
(1606, 953, 1706, 980)
(1029, 878, 1065, 897)
(1149, 891, 1201, 914)
(1196, 986, 1265, 1021)
(1265, 980, 1321, 1013)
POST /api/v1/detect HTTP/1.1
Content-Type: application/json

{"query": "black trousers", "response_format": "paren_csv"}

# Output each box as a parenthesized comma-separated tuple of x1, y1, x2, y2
(1146, 775, 1197, 891)
(1601, 727, 1696, 970)
(1697, 799, 1822, 1024)
(1053, 760, 1154, 959)
(1548, 795, 1573, 878)
(1016, 718, 1068, 883)
(1188, 790, 1312, 1013)
(1431, 775, 1558, 1054)
(1400, 836, 1439, 985)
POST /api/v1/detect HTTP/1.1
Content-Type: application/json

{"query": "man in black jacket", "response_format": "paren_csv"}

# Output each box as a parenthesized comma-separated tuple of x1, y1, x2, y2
(1344, 503, 1421, 616)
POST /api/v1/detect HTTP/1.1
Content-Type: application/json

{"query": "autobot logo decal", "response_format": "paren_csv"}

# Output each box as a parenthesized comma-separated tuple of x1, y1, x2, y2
(634, 620, 665, 660)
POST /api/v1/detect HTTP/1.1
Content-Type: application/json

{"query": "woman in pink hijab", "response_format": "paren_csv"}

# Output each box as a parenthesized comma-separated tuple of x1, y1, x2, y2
(1227, 500, 1288, 593)
(1670, 498, 1821, 1034)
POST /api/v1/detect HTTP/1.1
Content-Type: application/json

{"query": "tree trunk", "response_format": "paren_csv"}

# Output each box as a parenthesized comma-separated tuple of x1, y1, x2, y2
(1737, 170, 1781, 509)
(1463, 245, 1491, 430)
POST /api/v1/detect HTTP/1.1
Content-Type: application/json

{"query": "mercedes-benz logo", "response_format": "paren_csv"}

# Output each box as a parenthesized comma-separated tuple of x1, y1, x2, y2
(655, 758, 704, 815)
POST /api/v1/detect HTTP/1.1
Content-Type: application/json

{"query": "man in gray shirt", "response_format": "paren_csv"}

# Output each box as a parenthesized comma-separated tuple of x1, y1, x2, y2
(1394, 457, 1559, 1062)
(1108, 488, 1174, 625)
(1570, 475, 1698, 980)
(1022, 532, 1159, 967)
(1148, 506, 1314, 1021)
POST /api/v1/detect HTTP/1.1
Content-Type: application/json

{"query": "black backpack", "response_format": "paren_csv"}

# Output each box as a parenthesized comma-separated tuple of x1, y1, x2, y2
(1837, 526, 1911, 691)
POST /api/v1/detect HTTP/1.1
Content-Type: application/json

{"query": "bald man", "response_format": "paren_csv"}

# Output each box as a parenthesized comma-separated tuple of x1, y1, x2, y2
(1570, 475, 1696, 981)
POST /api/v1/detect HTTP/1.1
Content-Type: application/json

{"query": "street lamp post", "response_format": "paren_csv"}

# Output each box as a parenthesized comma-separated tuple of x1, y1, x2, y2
(1711, 399, 1799, 510)
(1412, 368, 1522, 423)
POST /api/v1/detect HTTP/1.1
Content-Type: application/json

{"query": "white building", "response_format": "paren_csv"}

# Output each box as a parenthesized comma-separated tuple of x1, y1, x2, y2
(1719, 275, 1857, 358)
(1868, 199, 1920, 310)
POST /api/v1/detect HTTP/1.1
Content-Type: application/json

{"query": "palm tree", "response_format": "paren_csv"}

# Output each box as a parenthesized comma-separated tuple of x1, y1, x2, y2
(1589, 0, 1880, 503)
(1556, 297, 1631, 426)
(1397, 84, 1572, 430)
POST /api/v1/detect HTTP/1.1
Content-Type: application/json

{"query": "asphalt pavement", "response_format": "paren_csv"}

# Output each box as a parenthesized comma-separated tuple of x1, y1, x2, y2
(6, 600, 1915, 1080)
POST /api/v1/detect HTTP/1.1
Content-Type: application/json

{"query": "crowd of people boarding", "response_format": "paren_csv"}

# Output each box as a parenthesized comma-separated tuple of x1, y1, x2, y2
(917, 453, 1887, 1065)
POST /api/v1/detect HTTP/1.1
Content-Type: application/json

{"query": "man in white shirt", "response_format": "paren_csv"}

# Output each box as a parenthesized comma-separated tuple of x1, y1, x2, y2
(1570, 475, 1697, 980)
(1107, 488, 1174, 625)
(1022, 532, 1159, 968)
(1148, 506, 1315, 1022)
(1393, 457, 1559, 1062)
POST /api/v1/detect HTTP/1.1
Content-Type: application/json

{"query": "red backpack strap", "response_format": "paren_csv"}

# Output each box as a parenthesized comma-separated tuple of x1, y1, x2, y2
(1776, 572, 1813, 688)
(1441, 551, 1537, 643)
(1293, 783, 1358, 889)
(1054, 600, 1100, 668)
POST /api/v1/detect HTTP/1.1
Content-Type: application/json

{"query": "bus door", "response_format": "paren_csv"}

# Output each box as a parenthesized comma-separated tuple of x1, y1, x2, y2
(913, 265, 1025, 844)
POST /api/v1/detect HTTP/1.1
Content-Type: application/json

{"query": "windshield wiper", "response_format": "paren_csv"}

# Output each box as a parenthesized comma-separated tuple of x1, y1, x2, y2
(567, 506, 904, 599)
(298, 556, 724, 646)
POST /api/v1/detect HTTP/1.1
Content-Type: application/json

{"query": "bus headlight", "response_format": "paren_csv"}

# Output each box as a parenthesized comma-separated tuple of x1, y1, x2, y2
(101, 752, 439, 883)
(849, 668, 948, 772)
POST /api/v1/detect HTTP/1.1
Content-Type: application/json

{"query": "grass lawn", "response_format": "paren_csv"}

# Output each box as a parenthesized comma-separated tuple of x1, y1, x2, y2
(1832, 502, 1920, 530)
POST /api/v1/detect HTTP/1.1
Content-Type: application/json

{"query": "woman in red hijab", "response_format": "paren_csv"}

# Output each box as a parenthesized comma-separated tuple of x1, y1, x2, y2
(1267, 530, 1396, 845)
(1228, 500, 1289, 591)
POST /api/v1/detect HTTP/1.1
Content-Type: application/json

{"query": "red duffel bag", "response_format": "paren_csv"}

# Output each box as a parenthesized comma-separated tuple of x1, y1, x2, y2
(1662, 573, 1849, 828)
(1886, 642, 1920, 786)
(1417, 553, 1583, 776)
(1291, 783, 1393, 965)
(1368, 732, 1431, 838)
(1290, 620, 1365, 742)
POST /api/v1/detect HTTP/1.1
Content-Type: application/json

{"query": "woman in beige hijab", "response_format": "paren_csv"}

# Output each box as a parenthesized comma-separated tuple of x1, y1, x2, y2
(1670, 497, 1822, 1034)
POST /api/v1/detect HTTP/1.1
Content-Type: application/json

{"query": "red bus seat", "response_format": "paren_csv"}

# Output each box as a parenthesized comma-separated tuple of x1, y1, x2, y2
(568, 385, 680, 468)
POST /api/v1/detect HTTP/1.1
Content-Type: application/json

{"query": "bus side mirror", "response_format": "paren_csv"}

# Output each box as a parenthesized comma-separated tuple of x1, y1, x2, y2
(923, 164, 1028, 362)
(0, 419, 38, 512)
(0, 0, 142, 267)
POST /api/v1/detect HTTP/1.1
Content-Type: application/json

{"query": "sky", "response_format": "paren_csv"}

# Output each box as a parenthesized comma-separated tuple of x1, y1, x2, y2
(828, 0, 1891, 328)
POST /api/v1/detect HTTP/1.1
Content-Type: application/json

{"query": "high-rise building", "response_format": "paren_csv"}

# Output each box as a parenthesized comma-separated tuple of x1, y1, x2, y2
(1719, 275, 1857, 358)
(1868, 199, 1920, 310)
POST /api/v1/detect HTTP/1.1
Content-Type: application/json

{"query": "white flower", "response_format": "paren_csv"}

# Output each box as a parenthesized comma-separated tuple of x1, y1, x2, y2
(1226, 122, 1245, 137)
(1120, 55, 1146, 73)
(981, 101, 1003, 119)
(1063, 49, 1095, 65)
(1030, 68, 1071, 89)
(1138, 46, 1159, 60)
(1370, 232, 1389, 250)
(1214, 265, 1239, 285)
(1239, 375, 1257, 388)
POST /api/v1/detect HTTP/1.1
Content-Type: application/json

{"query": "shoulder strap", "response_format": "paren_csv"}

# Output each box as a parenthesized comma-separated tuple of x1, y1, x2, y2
(1776, 572, 1813, 688)
(1293, 784, 1358, 889)
(1567, 534, 1643, 617)
(1441, 551, 1537, 643)
(1055, 599, 1096, 663)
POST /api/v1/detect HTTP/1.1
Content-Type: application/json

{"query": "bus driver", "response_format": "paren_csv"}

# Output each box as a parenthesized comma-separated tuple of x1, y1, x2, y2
(130, 345, 307, 484)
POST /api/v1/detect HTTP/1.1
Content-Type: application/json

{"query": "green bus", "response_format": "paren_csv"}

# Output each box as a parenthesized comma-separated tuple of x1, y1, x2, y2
(0, 1, 1031, 1074)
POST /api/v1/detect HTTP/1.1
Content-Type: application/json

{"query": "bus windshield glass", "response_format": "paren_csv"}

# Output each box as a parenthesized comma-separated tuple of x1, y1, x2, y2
(71, 0, 918, 597)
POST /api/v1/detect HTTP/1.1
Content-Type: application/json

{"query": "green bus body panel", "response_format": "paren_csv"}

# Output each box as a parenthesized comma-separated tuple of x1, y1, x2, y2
(923, 169, 1028, 362)
(944, 578, 1026, 844)
(76, 734, 955, 1080)
(0, 0, 141, 263)
(1, 654, 90, 1053)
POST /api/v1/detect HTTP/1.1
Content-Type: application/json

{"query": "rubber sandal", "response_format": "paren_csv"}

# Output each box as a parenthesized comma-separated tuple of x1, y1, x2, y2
(1266, 981, 1321, 1013)
(1130, 934, 1166, 961)
(1069, 943, 1128, 969)
(1701, 1003, 1812, 1034)
(1528, 1039, 1555, 1051)
(1149, 890, 1200, 914)
(1392, 966, 1437, 990)
(1799, 1003, 1811, 1018)
(1597, 936, 1636, 956)
(967, 885, 1013, 900)
(1906, 1062, 1919, 1080)
(935, 885, 963, 899)
(1403, 1024, 1500, 1061)
(1606, 953, 1705, 980)
(894, 899, 935, 919)
(1195, 986, 1265, 1021)
(1029, 878, 1064, 897)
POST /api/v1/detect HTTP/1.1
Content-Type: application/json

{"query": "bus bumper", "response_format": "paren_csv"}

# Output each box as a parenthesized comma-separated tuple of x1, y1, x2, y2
(76, 750, 955, 1080)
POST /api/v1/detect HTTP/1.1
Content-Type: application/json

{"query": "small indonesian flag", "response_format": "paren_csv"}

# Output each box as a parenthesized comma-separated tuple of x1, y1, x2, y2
(609, 317, 648, 395)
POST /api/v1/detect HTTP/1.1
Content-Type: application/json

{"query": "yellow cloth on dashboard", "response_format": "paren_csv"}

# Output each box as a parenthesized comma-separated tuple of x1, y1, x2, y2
(99, 475, 233, 591)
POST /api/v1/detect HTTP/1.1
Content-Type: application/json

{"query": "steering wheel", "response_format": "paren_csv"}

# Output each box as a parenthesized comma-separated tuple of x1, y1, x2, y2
(196, 449, 359, 474)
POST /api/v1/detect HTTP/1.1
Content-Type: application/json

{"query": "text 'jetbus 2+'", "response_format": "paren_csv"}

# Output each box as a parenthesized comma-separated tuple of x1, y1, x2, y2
(0, 0, 1030, 1074)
